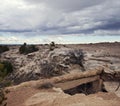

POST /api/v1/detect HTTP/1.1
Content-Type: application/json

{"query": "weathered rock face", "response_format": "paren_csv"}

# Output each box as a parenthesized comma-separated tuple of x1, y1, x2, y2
(104, 81, 120, 97)
(0, 47, 85, 84)
(0, 43, 120, 85)
(25, 92, 120, 106)
(102, 71, 120, 97)
(40, 48, 85, 78)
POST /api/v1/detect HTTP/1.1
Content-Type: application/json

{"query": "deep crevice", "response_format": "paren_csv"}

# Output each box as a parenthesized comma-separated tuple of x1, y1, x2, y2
(64, 81, 107, 95)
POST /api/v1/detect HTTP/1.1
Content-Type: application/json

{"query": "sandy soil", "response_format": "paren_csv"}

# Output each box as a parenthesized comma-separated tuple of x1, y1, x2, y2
(6, 87, 40, 106)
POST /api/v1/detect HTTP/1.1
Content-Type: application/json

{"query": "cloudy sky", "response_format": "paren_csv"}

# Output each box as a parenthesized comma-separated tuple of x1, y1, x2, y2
(0, 0, 120, 44)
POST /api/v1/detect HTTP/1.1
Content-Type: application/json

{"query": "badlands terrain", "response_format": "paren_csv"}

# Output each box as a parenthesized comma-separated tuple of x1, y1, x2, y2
(0, 42, 120, 106)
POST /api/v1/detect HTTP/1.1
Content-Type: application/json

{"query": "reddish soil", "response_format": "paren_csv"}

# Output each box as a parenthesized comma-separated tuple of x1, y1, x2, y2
(6, 87, 40, 106)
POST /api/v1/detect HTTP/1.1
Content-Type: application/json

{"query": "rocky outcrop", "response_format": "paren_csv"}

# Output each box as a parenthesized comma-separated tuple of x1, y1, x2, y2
(1, 47, 85, 84)
(102, 71, 120, 97)
(5, 66, 120, 106)
(25, 92, 120, 106)
(7, 68, 103, 90)
(0, 43, 120, 85)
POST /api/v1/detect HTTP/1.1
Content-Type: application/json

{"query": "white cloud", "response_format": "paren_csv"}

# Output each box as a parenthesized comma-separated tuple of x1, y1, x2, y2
(0, 0, 120, 44)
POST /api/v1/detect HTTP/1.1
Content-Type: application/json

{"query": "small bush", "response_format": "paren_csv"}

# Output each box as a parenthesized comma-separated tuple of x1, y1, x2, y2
(41, 62, 55, 78)
(19, 43, 39, 54)
(0, 64, 4, 71)
(0, 61, 13, 79)
(0, 45, 9, 54)
(0, 80, 12, 88)
(39, 82, 53, 89)
(40, 62, 63, 78)
(68, 49, 85, 70)
(19, 43, 27, 54)
(27, 45, 39, 54)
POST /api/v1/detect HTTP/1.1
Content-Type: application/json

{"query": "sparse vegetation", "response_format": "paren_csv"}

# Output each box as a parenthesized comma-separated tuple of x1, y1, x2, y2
(19, 43, 27, 54)
(68, 49, 85, 71)
(0, 80, 12, 88)
(0, 45, 9, 54)
(19, 43, 39, 54)
(40, 49, 85, 78)
(0, 61, 13, 79)
(69, 50, 84, 65)
(39, 82, 53, 89)
(40, 62, 63, 78)
(0, 61, 13, 88)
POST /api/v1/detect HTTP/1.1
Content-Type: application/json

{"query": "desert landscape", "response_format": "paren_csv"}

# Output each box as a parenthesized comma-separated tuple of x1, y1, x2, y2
(0, 0, 120, 106)
(0, 42, 120, 106)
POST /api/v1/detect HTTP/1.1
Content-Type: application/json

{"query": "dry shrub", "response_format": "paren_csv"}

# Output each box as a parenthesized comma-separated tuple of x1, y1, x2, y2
(68, 49, 84, 66)
(39, 82, 54, 89)
(40, 62, 63, 78)
(0, 45, 9, 54)
(19, 43, 39, 54)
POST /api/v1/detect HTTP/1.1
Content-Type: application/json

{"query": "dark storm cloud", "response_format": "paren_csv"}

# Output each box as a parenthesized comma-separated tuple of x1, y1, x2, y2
(98, 21, 120, 30)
